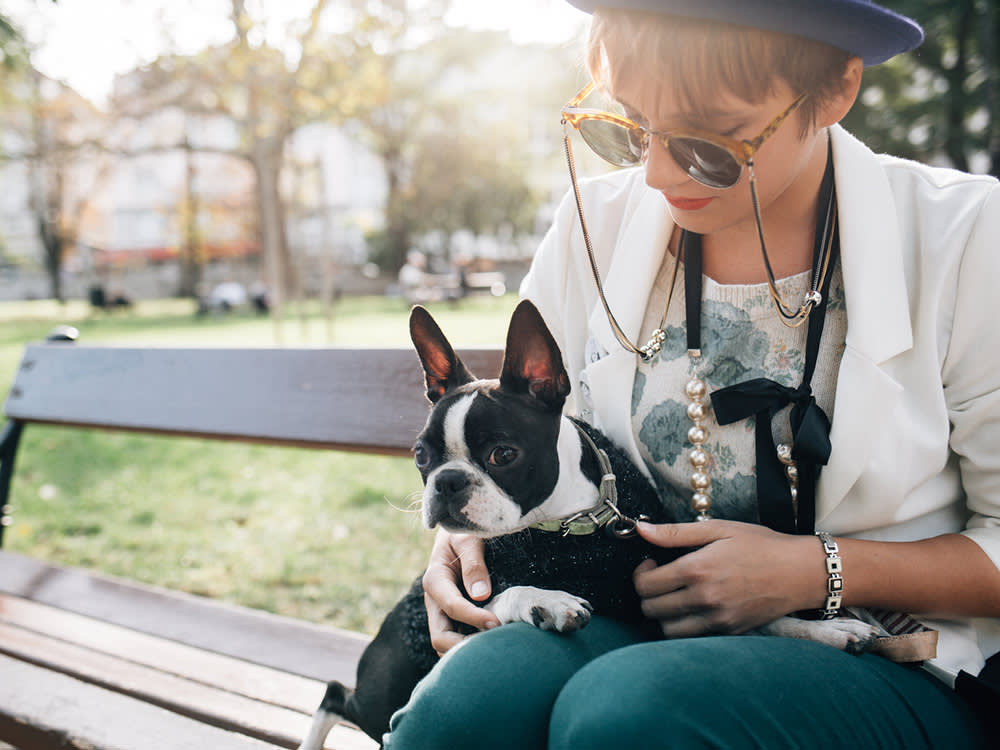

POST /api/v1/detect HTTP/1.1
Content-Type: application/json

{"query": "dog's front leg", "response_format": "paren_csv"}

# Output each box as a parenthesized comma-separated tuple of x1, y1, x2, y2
(485, 586, 593, 632)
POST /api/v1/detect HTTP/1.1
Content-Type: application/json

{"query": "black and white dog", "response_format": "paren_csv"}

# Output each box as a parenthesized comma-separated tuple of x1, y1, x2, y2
(298, 300, 878, 749)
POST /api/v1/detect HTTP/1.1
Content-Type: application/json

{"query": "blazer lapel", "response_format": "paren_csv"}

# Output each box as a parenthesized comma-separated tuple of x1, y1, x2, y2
(816, 126, 914, 523)
(587, 182, 674, 356)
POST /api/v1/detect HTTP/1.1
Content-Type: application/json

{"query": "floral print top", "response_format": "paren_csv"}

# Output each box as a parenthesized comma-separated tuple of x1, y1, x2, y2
(631, 253, 847, 523)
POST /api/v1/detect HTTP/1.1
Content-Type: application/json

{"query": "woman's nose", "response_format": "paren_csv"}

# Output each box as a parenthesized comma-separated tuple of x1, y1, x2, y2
(643, 137, 690, 191)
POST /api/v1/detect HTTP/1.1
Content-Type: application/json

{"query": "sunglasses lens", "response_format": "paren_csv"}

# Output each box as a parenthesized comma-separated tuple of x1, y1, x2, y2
(668, 138, 742, 189)
(577, 119, 643, 167)
(573, 118, 743, 188)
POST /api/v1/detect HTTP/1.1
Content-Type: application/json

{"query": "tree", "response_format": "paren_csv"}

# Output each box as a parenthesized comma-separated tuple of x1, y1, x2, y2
(27, 74, 108, 301)
(358, 27, 582, 272)
(2, 2, 61, 72)
(340, 0, 457, 272)
(843, 0, 999, 176)
(1, 4, 126, 304)
(112, 0, 379, 326)
(376, 97, 538, 261)
(1, 14, 26, 70)
(0, 64, 107, 301)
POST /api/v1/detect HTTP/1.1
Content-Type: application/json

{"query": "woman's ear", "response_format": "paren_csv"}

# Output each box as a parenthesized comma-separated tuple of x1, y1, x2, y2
(817, 56, 864, 128)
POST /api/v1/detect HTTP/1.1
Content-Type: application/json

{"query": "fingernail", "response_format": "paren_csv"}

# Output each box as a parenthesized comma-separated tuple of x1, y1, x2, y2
(484, 619, 499, 630)
(470, 581, 489, 599)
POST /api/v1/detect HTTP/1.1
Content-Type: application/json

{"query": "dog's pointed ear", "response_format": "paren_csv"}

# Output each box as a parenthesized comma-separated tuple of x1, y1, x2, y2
(499, 300, 570, 410)
(410, 305, 476, 403)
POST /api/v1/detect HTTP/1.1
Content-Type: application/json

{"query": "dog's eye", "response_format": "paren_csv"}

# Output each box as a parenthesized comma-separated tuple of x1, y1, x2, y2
(488, 446, 518, 467)
(414, 443, 431, 470)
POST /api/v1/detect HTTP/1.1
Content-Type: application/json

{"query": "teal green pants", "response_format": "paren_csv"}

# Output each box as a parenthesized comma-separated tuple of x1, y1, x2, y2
(384, 617, 984, 749)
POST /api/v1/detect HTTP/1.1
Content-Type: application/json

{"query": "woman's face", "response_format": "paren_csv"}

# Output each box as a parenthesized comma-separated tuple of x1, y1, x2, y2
(611, 76, 828, 238)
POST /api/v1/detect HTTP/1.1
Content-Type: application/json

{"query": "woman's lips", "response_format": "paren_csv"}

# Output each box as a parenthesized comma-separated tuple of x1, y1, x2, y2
(664, 195, 713, 211)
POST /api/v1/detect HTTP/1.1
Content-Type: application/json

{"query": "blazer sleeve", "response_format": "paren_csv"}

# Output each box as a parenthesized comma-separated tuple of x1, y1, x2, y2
(942, 181, 1000, 570)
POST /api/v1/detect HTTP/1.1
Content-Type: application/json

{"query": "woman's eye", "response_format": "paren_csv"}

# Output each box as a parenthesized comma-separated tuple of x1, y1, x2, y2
(488, 446, 518, 467)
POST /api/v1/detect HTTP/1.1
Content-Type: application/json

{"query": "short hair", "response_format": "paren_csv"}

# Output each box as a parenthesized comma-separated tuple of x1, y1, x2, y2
(586, 9, 854, 136)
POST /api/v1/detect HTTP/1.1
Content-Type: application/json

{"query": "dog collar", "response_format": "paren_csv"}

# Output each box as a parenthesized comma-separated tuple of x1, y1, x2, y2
(529, 423, 649, 539)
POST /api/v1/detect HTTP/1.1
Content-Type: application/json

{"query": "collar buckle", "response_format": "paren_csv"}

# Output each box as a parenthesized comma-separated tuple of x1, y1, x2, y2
(532, 422, 649, 539)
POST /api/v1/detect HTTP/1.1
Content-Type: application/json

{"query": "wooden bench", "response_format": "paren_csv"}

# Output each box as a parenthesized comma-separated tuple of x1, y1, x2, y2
(0, 329, 503, 750)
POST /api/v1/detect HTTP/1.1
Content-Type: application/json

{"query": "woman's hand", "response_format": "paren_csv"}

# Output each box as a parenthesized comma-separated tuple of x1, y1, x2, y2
(422, 529, 500, 655)
(633, 520, 823, 638)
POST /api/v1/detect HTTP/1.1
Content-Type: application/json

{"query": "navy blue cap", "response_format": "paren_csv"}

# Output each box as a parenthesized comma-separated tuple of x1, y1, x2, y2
(566, 0, 924, 66)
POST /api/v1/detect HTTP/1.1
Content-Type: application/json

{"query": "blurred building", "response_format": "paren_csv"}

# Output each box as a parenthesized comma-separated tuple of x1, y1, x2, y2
(0, 69, 389, 301)
(0, 31, 582, 302)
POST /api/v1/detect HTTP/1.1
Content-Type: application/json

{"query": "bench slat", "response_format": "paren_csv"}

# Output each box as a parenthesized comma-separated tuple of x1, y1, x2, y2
(4, 345, 504, 455)
(0, 620, 338, 748)
(0, 594, 322, 713)
(0, 653, 294, 750)
(0, 550, 369, 683)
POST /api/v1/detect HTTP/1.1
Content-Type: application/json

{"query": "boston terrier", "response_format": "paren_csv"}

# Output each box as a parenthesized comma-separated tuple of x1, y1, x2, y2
(298, 299, 879, 749)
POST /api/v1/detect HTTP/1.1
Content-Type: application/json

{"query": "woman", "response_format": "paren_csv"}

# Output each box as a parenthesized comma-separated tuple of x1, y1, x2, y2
(387, 1, 1000, 747)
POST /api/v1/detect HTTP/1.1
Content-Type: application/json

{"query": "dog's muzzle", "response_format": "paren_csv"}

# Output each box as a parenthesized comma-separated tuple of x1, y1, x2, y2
(424, 468, 475, 529)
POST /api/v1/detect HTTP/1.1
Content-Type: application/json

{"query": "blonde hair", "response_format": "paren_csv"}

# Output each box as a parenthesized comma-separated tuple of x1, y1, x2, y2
(586, 9, 853, 135)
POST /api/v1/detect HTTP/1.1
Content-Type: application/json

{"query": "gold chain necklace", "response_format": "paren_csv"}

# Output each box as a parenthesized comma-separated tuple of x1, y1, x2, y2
(563, 132, 837, 521)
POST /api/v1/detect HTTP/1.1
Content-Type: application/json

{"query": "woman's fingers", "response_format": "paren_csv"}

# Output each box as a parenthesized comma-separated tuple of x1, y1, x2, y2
(452, 534, 492, 602)
(422, 531, 499, 654)
(636, 519, 734, 549)
(633, 520, 810, 637)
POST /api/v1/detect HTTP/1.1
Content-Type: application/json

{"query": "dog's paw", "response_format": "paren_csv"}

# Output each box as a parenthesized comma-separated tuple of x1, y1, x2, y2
(530, 595, 593, 632)
(759, 615, 881, 654)
(818, 618, 882, 654)
(486, 586, 593, 633)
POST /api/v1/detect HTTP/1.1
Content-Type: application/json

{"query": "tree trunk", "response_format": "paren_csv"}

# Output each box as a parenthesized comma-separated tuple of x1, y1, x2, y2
(178, 141, 202, 298)
(38, 213, 63, 303)
(381, 145, 411, 272)
(982, 0, 1000, 177)
(945, 0, 974, 173)
(252, 135, 295, 340)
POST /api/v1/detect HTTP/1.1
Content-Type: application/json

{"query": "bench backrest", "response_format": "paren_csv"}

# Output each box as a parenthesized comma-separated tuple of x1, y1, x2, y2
(3, 343, 505, 456)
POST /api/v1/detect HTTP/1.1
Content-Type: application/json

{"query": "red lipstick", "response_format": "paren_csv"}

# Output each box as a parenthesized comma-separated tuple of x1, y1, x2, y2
(664, 195, 712, 211)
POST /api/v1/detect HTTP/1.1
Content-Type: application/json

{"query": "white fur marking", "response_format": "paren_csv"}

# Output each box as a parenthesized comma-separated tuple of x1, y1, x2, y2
(519, 417, 602, 527)
(443, 393, 474, 460)
(297, 709, 341, 750)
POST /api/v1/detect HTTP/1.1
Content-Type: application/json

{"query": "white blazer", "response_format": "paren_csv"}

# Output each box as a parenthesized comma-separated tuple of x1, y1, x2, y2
(521, 124, 1000, 684)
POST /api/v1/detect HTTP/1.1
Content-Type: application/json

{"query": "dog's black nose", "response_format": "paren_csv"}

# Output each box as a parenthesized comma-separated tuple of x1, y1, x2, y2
(434, 469, 470, 498)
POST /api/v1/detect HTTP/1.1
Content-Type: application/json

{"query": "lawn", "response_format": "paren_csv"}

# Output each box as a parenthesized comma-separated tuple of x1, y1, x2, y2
(0, 294, 517, 634)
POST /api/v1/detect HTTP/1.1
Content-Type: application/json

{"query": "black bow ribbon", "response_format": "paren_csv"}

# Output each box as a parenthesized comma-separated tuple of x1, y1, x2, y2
(679, 139, 839, 535)
(711, 379, 831, 534)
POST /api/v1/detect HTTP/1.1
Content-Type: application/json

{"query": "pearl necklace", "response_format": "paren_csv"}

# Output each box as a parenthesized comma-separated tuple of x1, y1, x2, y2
(684, 358, 713, 520)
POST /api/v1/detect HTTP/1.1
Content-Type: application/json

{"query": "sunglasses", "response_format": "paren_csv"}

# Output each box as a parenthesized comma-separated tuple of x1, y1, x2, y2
(561, 82, 808, 190)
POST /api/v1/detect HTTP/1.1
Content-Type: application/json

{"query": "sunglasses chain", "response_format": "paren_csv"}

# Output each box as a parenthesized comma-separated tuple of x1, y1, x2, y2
(747, 157, 837, 328)
(563, 128, 680, 361)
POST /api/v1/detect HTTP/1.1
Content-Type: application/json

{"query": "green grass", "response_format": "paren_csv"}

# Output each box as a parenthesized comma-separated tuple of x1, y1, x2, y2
(0, 294, 517, 634)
